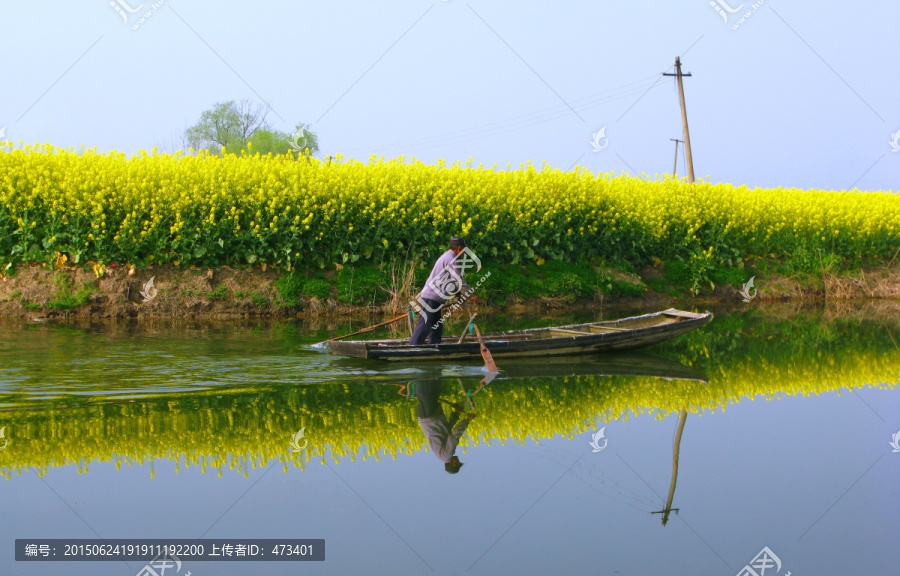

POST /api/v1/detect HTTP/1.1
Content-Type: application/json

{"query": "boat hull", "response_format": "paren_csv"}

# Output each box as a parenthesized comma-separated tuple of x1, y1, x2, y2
(328, 308, 712, 362)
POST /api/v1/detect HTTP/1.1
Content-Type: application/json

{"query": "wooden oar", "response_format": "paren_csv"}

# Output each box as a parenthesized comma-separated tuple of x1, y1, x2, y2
(473, 324, 499, 373)
(457, 313, 477, 344)
(462, 303, 498, 373)
(406, 306, 415, 338)
(466, 370, 498, 400)
(322, 314, 408, 343)
(458, 379, 476, 411)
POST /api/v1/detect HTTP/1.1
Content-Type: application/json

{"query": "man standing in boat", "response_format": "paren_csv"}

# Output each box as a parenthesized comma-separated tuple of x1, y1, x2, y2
(409, 236, 478, 345)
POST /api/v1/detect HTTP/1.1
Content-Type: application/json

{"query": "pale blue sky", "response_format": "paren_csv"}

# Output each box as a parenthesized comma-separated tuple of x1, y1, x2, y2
(1, 0, 897, 191)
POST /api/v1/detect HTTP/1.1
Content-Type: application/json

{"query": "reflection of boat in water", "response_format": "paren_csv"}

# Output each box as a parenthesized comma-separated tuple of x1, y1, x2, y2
(339, 351, 708, 389)
(496, 352, 707, 383)
(329, 309, 712, 362)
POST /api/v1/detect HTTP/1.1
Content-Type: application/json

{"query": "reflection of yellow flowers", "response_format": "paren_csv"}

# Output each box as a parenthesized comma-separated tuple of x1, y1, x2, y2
(0, 144, 897, 270)
(0, 324, 897, 479)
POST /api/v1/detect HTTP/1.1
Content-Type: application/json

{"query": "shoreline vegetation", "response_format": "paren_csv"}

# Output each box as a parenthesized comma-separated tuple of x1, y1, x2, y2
(0, 260, 897, 320)
(1, 146, 897, 319)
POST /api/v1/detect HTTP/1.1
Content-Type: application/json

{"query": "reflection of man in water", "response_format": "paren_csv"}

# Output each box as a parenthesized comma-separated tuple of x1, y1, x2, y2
(415, 380, 474, 474)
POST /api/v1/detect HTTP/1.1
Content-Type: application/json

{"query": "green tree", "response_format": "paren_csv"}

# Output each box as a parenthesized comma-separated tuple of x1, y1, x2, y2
(185, 100, 319, 158)
(185, 99, 268, 154)
(245, 125, 319, 157)
(248, 127, 291, 155)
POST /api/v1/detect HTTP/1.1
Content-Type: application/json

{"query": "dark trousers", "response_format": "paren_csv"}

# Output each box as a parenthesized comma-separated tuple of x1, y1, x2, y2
(415, 381, 442, 418)
(416, 380, 461, 428)
(409, 298, 444, 345)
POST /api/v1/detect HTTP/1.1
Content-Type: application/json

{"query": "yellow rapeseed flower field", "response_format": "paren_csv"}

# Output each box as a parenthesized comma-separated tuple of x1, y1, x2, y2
(1, 144, 897, 273)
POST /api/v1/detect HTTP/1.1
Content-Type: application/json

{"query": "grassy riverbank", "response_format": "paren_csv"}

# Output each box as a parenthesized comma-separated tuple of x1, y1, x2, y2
(0, 259, 897, 319)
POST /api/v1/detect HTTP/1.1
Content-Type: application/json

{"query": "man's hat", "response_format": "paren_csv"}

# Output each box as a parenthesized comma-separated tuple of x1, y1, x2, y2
(449, 237, 466, 249)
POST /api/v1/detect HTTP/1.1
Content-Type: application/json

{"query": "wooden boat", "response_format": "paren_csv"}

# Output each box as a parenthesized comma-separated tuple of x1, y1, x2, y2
(328, 308, 712, 362)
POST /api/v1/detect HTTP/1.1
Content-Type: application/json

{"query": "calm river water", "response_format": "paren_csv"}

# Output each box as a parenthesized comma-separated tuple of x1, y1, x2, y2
(1, 305, 898, 575)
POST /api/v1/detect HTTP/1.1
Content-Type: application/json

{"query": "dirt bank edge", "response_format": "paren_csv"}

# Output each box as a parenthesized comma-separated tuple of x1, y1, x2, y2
(1, 263, 897, 320)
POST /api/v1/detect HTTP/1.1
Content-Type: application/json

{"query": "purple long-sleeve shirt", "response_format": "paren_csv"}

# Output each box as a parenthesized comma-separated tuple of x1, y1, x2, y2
(419, 250, 473, 302)
(418, 412, 471, 463)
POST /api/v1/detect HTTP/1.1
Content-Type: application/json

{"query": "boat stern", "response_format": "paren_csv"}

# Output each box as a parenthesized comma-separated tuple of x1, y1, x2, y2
(328, 340, 371, 359)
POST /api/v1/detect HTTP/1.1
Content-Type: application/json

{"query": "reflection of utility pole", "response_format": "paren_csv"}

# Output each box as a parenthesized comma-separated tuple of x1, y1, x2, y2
(669, 138, 683, 177)
(663, 58, 695, 183)
(651, 409, 687, 526)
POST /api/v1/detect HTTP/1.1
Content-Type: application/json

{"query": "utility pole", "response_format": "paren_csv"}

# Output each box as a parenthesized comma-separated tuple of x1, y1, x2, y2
(663, 57, 695, 183)
(651, 409, 687, 527)
(669, 138, 683, 177)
